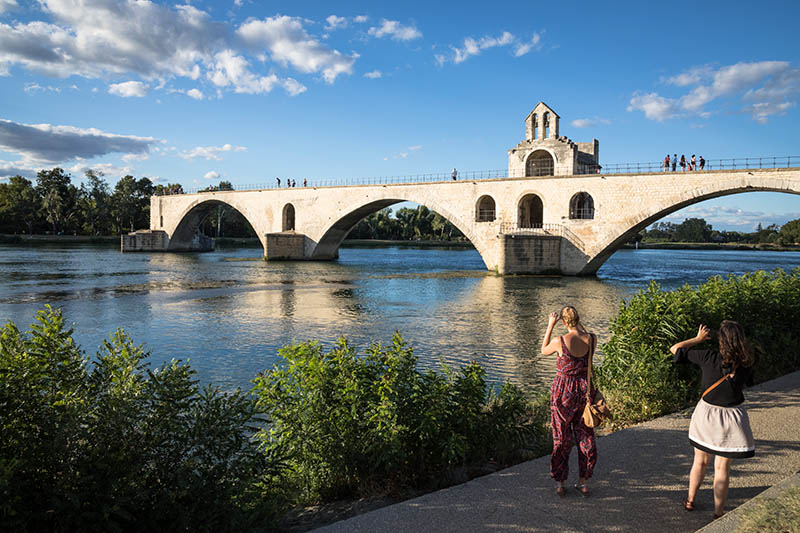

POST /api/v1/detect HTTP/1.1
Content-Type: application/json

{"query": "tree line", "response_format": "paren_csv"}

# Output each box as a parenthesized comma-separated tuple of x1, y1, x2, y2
(641, 217, 800, 246)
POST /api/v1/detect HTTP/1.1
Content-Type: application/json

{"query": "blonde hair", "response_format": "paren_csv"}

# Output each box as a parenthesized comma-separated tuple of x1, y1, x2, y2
(560, 306, 580, 328)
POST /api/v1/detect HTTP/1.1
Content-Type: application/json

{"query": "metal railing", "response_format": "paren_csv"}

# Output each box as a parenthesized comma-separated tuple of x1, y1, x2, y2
(500, 222, 585, 248)
(476, 209, 496, 222)
(152, 155, 800, 195)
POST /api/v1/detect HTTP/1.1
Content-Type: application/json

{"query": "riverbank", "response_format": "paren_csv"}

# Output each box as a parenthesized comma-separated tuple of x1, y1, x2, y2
(625, 240, 800, 252)
(0, 233, 118, 245)
(317, 369, 800, 533)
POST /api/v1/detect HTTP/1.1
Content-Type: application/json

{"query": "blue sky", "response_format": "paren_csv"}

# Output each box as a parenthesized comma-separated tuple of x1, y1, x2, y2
(1, 0, 799, 231)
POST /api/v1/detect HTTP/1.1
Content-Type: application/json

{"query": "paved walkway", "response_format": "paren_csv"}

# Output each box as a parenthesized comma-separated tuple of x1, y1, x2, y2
(318, 371, 800, 533)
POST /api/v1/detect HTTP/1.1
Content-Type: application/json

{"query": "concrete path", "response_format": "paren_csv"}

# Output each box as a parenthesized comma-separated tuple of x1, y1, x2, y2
(317, 371, 800, 533)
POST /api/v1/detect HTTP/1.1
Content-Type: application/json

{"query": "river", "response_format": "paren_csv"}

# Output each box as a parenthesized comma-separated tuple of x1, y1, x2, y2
(2, 243, 799, 392)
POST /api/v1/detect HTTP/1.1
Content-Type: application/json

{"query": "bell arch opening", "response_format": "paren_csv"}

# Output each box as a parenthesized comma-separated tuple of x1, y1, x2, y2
(282, 203, 296, 231)
(170, 199, 258, 251)
(518, 194, 544, 228)
(569, 192, 595, 219)
(526, 150, 554, 176)
(476, 195, 496, 222)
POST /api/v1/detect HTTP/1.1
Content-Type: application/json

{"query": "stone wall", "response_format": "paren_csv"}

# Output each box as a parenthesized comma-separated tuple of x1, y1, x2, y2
(121, 230, 169, 252)
(501, 234, 561, 274)
(265, 232, 306, 260)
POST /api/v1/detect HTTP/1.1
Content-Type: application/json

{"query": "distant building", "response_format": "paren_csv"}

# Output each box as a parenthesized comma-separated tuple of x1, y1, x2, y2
(508, 102, 600, 177)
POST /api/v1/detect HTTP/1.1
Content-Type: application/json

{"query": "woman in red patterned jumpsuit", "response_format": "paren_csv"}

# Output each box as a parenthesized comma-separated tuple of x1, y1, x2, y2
(541, 306, 598, 497)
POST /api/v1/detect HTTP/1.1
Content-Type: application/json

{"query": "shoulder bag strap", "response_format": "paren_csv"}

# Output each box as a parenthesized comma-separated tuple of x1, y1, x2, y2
(701, 367, 736, 399)
(586, 333, 596, 400)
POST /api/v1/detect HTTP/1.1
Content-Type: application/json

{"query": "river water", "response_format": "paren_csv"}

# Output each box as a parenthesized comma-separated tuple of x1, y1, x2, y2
(2, 243, 799, 392)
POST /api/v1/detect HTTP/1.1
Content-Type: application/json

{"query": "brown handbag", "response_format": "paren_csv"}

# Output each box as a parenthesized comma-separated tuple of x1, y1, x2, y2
(582, 333, 613, 428)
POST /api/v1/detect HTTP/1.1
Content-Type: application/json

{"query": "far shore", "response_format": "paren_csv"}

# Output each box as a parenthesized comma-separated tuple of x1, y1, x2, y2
(3, 234, 798, 253)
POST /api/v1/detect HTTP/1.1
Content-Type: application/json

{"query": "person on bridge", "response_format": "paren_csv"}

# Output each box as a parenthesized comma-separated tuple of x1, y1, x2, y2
(672, 154, 677, 172)
(303, 178, 307, 187)
(664, 154, 671, 171)
(452, 167, 458, 180)
(541, 306, 598, 498)
(699, 156, 706, 170)
(680, 155, 687, 171)
(276, 177, 281, 187)
(690, 155, 697, 171)
(670, 321, 755, 520)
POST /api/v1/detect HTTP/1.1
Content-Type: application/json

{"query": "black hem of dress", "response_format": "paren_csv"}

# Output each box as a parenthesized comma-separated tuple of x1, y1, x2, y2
(690, 438, 755, 459)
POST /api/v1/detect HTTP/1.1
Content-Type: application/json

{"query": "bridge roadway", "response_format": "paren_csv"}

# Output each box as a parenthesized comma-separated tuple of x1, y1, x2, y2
(139, 167, 800, 275)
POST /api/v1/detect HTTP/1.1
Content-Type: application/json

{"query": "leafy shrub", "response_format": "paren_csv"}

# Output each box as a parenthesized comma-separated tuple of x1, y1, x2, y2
(596, 269, 800, 427)
(252, 333, 549, 501)
(0, 307, 284, 531)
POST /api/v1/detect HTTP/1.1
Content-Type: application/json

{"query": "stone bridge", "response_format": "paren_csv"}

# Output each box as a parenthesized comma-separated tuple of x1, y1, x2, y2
(130, 166, 800, 275)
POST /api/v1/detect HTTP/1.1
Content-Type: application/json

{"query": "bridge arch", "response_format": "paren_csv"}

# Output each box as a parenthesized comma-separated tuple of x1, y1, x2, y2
(581, 180, 800, 275)
(167, 197, 260, 251)
(310, 195, 495, 269)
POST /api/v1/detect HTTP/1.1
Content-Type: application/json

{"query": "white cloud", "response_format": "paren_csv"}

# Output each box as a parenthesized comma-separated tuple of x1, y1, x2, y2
(0, 118, 157, 166)
(0, 0, 18, 15)
(282, 77, 307, 96)
(408, 145, 423, 151)
(570, 118, 611, 128)
(108, 81, 148, 98)
(438, 31, 541, 65)
(186, 88, 204, 100)
(630, 61, 800, 123)
(122, 152, 149, 162)
(0, 2, 353, 97)
(363, 69, 382, 79)
(325, 15, 347, 31)
(385, 144, 423, 160)
(627, 92, 680, 121)
(68, 161, 134, 180)
(180, 143, 247, 161)
(513, 33, 541, 57)
(354, 15, 368, 24)
(237, 15, 357, 84)
(367, 19, 422, 41)
(24, 82, 60, 93)
(203, 170, 220, 180)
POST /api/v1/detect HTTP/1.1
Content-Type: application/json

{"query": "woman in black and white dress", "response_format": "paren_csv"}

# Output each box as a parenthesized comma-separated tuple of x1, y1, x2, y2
(670, 320, 755, 519)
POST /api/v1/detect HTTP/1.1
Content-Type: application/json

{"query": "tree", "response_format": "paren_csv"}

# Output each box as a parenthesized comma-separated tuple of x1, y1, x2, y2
(199, 181, 236, 237)
(674, 218, 712, 242)
(779, 219, 800, 245)
(36, 168, 78, 234)
(112, 176, 153, 234)
(79, 170, 111, 235)
(0, 176, 39, 234)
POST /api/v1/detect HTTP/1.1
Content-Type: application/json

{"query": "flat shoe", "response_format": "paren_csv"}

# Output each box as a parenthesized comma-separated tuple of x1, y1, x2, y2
(556, 486, 565, 498)
(683, 499, 695, 511)
(574, 483, 589, 497)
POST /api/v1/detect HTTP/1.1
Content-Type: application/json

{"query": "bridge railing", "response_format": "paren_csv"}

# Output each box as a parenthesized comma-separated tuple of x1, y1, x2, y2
(153, 155, 800, 195)
(500, 223, 586, 248)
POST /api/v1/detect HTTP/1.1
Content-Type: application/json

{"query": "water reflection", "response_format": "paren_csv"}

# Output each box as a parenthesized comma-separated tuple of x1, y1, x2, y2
(1, 244, 800, 392)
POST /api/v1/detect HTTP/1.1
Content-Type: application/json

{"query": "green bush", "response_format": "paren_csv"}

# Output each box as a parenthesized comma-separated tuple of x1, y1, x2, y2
(0, 306, 284, 531)
(252, 333, 549, 502)
(596, 269, 800, 427)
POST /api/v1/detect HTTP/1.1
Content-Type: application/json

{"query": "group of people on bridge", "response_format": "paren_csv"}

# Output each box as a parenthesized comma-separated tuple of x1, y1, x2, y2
(276, 177, 308, 188)
(541, 306, 754, 523)
(665, 154, 706, 172)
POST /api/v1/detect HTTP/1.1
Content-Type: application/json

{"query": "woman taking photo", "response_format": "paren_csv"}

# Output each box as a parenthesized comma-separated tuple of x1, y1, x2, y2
(541, 306, 597, 497)
(670, 320, 755, 519)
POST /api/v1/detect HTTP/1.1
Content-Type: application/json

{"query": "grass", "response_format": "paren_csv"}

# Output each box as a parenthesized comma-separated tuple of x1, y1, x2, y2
(735, 485, 800, 532)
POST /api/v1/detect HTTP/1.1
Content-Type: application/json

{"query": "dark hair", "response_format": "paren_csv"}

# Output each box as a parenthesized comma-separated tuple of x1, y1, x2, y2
(718, 320, 755, 368)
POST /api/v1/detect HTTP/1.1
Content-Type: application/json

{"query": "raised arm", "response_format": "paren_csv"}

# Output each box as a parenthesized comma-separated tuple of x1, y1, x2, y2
(669, 324, 711, 355)
(541, 312, 561, 356)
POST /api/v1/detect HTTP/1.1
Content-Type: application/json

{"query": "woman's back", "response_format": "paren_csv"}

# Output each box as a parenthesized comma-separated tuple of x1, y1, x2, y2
(560, 331, 592, 358)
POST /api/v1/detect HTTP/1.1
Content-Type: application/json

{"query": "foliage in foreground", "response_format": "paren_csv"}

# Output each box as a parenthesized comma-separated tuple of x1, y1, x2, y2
(252, 334, 550, 502)
(735, 486, 800, 533)
(0, 307, 283, 532)
(596, 269, 800, 428)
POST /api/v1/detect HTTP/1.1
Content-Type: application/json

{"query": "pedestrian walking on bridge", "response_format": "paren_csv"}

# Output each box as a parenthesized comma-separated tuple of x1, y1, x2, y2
(670, 320, 755, 521)
(541, 306, 598, 498)
(452, 167, 458, 181)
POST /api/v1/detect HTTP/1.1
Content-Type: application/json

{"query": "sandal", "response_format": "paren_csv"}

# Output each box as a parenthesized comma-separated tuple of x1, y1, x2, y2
(556, 485, 566, 498)
(575, 483, 590, 497)
(713, 512, 724, 520)
(683, 499, 695, 511)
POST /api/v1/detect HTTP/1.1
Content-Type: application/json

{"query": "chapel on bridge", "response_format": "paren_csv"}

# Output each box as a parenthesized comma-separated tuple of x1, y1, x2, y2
(508, 102, 600, 177)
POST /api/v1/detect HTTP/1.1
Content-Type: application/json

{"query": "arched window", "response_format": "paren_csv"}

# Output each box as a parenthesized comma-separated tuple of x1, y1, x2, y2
(569, 192, 594, 220)
(518, 194, 543, 228)
(476, 195, 496, 222)
(282, 203, 295, 231)
(526, 150, 554, 177)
